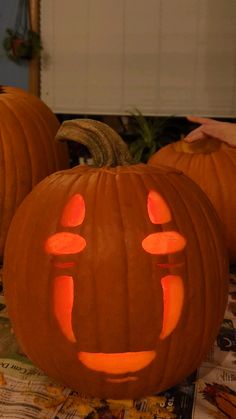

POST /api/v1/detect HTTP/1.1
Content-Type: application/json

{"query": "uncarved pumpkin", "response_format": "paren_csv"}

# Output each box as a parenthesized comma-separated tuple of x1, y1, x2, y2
(148, 137, 236, 263)
(0, 85, 69, 262)
(3, 119, 228, 400)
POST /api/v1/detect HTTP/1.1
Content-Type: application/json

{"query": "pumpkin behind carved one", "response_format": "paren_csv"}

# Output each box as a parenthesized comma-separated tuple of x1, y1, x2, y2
(3, 120, 228, 400)
(148, 137, 236, 263)
(0, 86, 69, 262)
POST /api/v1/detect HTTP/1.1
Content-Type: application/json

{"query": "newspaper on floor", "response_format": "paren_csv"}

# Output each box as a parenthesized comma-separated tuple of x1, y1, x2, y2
(191, 272, 236, 419)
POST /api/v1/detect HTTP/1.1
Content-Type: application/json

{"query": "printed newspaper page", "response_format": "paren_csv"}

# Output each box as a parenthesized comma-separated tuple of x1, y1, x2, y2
(192, 271, 236, 419)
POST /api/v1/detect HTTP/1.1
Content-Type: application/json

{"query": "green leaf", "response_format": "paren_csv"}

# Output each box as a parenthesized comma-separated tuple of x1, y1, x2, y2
(133, 146, 145, 163)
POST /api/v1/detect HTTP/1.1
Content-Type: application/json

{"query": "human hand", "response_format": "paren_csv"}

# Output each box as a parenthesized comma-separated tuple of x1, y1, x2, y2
(184, 116, 236, 147)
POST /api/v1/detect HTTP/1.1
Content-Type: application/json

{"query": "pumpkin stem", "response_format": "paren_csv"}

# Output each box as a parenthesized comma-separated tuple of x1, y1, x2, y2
(174, 137, 221, 154)
(55, 119, 134, 167)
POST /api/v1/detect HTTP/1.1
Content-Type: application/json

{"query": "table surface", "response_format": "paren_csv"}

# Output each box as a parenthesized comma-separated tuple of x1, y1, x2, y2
(0, 268, 236, 419)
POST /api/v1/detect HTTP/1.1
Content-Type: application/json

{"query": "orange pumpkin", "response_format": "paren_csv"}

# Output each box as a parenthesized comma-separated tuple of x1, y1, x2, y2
(3, 120, 228, 400)
(148, 137, 236, 263)
(0, 85, 69, 261)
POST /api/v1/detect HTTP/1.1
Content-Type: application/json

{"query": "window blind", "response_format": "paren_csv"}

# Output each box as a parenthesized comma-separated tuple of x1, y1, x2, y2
(40, 0, 236, 116)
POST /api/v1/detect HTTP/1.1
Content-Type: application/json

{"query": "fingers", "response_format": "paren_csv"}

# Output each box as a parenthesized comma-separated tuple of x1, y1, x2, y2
(184, 127, 207, 142)
(185, 116, 226, 143)
(184, 118, 236, 147)
(184, 124, 224, 143)
(200, 124, 233, 144)
(186, 115, 218, 125)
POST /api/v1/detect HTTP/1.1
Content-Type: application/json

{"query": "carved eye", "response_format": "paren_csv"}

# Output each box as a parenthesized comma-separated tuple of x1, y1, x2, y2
(147, 190, 172, 224)
(60, 194, 85, 227)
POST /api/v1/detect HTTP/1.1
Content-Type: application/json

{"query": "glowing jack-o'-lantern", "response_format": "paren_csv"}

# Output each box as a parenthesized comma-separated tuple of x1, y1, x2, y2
(3, 119, 228, 400)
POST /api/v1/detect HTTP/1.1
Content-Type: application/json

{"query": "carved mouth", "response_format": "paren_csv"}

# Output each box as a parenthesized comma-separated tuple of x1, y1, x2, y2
(107, 376, 138, 383)
(77, 351, 156, 374)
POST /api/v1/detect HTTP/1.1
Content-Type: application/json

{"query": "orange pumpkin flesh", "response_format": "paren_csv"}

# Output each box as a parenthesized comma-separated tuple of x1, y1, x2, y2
(148, 137, 236, 262)
(3, 120, 229, 400)
(0, 85, 69, 262)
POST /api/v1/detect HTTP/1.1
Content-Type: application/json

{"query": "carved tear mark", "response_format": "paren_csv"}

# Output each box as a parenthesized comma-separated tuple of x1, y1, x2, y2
(143, 190, 185, 338)
(44, 194, 86, 341)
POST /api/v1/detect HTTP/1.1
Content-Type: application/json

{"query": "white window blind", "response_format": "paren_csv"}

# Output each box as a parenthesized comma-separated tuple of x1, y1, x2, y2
(40, 0, 236, 117)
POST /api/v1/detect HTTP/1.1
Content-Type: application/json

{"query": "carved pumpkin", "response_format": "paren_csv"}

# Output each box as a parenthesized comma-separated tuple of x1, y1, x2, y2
(0, 85, 69, 262)
(148, 137, 236, 262)
(3, 120, 228, 400)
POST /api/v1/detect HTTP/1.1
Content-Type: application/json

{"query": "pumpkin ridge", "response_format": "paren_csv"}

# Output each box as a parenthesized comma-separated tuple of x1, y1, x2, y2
(0, 86, 69, 261)
(1, 114, 27, 248)
(148, 176, 182, 387)
(114, 176, 131, 351)
(147, 173, 187, 388)
(0, 101, 33, 188)
(207, 150, 236, 260)
(221, 145, 236, 165)
(0, 130, 7, 252)
(93, 171, 106, 353)
(170, 173, 227, 364)
(207, 152, 226, 221)
(149, 139, 236, 262)
(156, 173, 210, 374)
(174, 137, 221, 154)
(19, 98, 59, 172)
(4, 97, 58, 176)
(120, 171, 160, 352)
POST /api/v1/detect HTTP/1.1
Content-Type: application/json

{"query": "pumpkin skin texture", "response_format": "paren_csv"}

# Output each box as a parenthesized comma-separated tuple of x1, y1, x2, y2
(0, 85, 69, 262)
(3, 120, 228, 400)
(148, 138, 236, 263)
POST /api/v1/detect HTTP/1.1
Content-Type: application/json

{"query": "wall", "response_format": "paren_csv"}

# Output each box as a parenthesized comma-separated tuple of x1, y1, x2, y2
(0, 0, 29, 90)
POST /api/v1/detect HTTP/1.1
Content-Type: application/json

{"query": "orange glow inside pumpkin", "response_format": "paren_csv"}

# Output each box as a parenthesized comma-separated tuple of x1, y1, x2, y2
(160, 275, 184, 339)
(148, 190, 172, 224)
(77, 351, 156, 374)
(60, 194, 85, 227)
(53, 275, 76, 342)
(47, 190, 186, 377)
(45, 232, 86, 255)
(142, 231, 186, 255)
